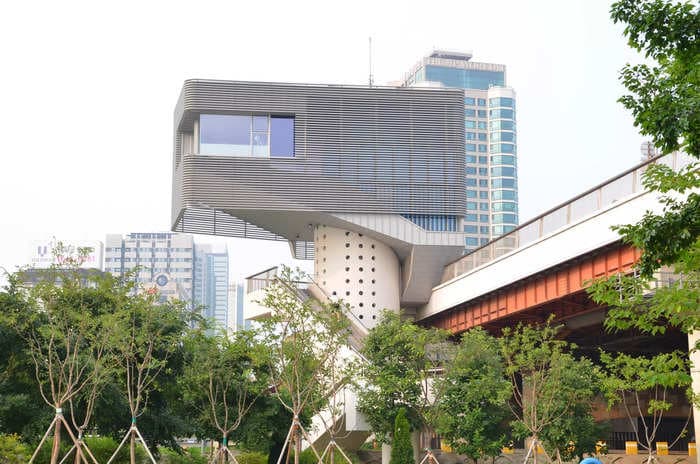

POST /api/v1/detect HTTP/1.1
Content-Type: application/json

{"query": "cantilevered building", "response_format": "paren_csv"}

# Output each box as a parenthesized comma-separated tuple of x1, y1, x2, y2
(171, 80, 466, 326)
(404, 51, 519, 251)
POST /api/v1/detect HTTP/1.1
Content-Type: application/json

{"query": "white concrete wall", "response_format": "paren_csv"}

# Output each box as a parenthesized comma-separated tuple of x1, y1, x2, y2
(315, 225, 400, 329)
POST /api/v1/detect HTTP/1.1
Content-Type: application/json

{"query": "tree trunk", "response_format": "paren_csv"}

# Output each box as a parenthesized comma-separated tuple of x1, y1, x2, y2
(294, 426, 301, 464)
(130, 429, 136, 464)
(74, 442, 82, 464)
(50, 417, 62, 464)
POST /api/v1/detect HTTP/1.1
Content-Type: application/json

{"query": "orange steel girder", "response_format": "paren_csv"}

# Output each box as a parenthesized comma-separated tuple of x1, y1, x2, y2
(426, 244, 641, 335)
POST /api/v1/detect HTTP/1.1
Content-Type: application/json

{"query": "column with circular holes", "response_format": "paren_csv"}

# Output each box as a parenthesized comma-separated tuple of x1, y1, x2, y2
(313, 225, 400, 329)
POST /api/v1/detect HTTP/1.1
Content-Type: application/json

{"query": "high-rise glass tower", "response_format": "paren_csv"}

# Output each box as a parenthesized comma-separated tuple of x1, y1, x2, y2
(193, 244, 229, 330)
(403, 50, 518, 251)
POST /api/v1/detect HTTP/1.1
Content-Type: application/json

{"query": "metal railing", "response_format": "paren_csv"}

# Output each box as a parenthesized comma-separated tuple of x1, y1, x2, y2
(441, 152, 692, 284)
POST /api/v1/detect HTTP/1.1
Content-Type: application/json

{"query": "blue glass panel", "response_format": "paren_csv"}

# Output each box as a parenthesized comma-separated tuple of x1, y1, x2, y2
(466, 178, 477, 186)
(491, 166, 516, 177)
(478, 110, 487, 118)
(425, 66, 505, 90)
(270, 116, 295, 157)
(489, 108, 515, 119)
(477, 98, 486, 106)
(480, 238, 490, 245)
(492, 178, 517, 188)
(467, 190, 477, 198)
(480, 202, 489, 211)
(490, 120, 515, 131)
(466, 167, 476, 174)
(477, 133, 487, 141)
(200, 114, 250, 155)
(464, 225, 478, 233)
(465, 120, 476, 129)
(491, 155, 517, 166)
(466, 155, 477, 163)
(491, 190, 518, 200)
(478, 144, 487, 153)
(465, 214, 478, 221)
(477, 121, 488, 130)
(466, 143, 477, 152)
(467, 202, 478, 210)
(480, 214, 489, 222)
(252, 115, 268, 131)
(480, 226, 490, 234)
(465, 109, 476, 117)
(464, 97, 476, 105)
(492, 202, 518, 212)
(465, 237, 479, 246)
(466, 132, 476, 140)
(479, 179, 488, 187)
(479, 191, 489, 199)
(489, 97, 514, 108)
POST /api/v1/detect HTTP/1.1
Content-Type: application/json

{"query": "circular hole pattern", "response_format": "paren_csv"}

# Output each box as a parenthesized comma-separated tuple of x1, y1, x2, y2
(359, 291, 363, 295)
(371, 279, 376, 284)
(359, 244, 363, 248)
(346, 291, 350, 296)
(345, 243, 350, 248)
(371, 256, 375, 260)
(345, 231, 350, 236)
(359, 303, 364, 307)
(371, 244, 375, 249)
(359, 256, 363, 260)
(359, 279, 363, 284)
(371, 268, 375, 272)
(359, 314, 364, 319)
(371, 303, 376, 308)
(345, 255, 350, 260)
(345, 279, 350, 283)
(359, 267, 363, 272)
(345, 267, 350, 272)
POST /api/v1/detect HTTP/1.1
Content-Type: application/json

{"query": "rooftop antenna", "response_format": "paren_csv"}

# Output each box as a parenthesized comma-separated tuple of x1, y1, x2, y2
(368, 37, 374, 87)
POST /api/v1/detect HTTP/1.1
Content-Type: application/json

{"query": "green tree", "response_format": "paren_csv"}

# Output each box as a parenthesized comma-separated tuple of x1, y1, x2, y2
(390, 409, 413, 464)
(258, 267, 352, 464)
(499, 321, 599, 464)
(598, 0, 700, 320)
(356, 310, 449, 443)
(179, 328, 268, 463)
(107, 288, 193, 464)
(598, 351, 693, 464)
(7, 244, 116, 464)
(433, 328, 511, 463)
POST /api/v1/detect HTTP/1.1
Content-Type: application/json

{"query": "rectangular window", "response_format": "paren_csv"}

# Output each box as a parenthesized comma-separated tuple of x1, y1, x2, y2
(465, 237, 479, 247)
(464, 225, 478, 233)
(270, 116, 295, 157)
(490, 143, 516, 154)
(465, 120, 476, 129)
(465, 109, 476, 117)
(491, 166, 516, 177)
(480, 226, 490, 234)
(465, 214, 478, 221)
(466, 132, 476, 140)
(477, 110, 487, 118)
(466, 143, 477, 152)
(466, 178, 477, 186)
(489, 97, 514, 108)
(477, 121, 488, 130)
(466, 166, 476, 174)
(489, 120, 515, 131)
(480, 202, 490, 211)
(479, 191, 489, 199)
(478, 144, 487, 153)
(464, 97, 476, 105)
(491, 155, 516, 166)
(467, 202, 478, 210)
(478, 167, 488, 176)
(477, 133, 487, 141)
(489, 109, 515, 119)
(480, 214, 490, 222)
(477, 98, 486, 106)
(492, 178, 517, 188)
(467, 190, 477, 198)
(466, 155, 477, 163)
(479, 179, 488, 187)
(199, 114, 295, 157)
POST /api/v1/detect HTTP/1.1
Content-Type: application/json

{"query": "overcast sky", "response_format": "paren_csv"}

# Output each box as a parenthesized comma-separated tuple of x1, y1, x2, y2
(0, 0, 645, 283)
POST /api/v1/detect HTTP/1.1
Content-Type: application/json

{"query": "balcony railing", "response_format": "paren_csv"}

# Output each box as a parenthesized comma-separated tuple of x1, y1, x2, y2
(441, 152, 692, 284)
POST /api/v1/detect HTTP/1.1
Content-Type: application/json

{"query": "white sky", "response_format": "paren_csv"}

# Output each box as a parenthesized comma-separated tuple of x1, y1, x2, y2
(0, 0, 645, 283)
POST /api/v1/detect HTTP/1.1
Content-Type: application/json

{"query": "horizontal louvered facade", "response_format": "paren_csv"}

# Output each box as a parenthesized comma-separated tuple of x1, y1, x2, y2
(172, 80, 465, 242)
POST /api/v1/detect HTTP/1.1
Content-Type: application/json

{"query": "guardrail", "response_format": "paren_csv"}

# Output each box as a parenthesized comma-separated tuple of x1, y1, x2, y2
(441, 152, 692, 284)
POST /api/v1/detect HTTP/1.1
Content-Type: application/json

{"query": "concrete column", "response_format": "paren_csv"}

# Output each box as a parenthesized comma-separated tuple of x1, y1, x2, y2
(314, 225, 400, 329)
(688, 331, 700, 464)
(382, 443, 392, 464)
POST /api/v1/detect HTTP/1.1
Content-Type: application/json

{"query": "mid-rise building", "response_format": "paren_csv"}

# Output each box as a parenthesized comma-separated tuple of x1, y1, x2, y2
(227, 282, 246, 333)
(193, 244, 229, 330)
(104, 232, 194, 301)
(403, 50, 518, 251)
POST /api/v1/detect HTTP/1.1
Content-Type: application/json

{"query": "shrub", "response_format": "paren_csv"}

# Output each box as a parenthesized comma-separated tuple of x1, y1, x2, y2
(0, 434, 30, 464)
(237, 451, 268, 464)
(390, 409, 413, 464)
(158, 446, 207, 464)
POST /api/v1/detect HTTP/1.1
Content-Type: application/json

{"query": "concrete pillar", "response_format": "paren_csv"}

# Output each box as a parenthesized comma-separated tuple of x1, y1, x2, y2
(382, 443, 392, 464)
(688, 331, 700, 464)
(314, 225, 400, 329)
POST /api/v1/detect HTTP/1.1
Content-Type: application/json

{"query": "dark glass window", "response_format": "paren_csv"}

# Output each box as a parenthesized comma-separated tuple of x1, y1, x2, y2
(270, 116, 295, 157)
(478, 110, 487, 118)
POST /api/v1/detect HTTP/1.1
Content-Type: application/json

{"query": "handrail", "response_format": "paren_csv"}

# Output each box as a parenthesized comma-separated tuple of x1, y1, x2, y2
(441, 151, 692, 284)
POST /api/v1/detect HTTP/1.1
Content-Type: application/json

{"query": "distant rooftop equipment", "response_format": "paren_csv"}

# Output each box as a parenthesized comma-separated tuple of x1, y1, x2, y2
(429, 50, 473, 61)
